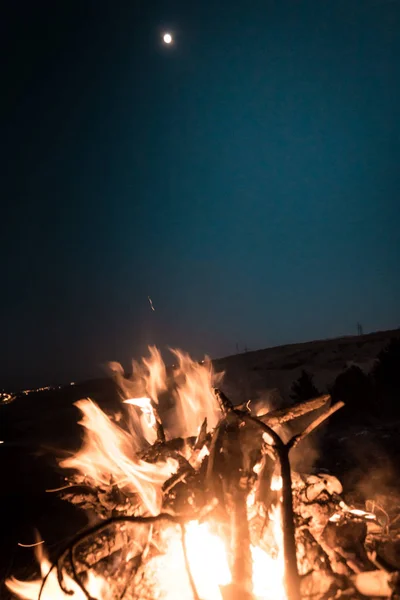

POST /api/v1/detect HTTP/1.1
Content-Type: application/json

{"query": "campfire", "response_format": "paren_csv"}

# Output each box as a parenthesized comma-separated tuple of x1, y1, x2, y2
(6, 348, 400, 599)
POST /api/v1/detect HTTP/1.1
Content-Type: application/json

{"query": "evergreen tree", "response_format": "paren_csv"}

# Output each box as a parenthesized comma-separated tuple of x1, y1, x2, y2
(290, 370, 320, 403)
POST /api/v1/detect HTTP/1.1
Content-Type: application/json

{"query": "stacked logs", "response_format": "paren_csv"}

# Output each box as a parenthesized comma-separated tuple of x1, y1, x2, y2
(53, 392, 400, 600)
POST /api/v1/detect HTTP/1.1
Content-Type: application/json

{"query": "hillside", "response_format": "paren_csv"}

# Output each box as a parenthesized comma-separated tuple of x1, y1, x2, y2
(214, 328, 400, 406)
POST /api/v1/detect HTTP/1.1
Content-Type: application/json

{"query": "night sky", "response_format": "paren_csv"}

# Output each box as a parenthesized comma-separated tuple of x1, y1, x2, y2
(2, 0, 400, 389)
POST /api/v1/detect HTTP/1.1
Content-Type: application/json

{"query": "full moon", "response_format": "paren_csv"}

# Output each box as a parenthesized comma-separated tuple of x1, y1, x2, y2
(163, 33, 172, 44)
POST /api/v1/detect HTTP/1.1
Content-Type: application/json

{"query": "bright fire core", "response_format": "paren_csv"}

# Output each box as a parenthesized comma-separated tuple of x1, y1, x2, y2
(146, 500, 286, 600)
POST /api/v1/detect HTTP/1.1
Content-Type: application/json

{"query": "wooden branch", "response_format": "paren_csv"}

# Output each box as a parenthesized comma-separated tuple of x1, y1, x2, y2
(194, 417, 208, 450)
(287, 401, 345, 451)
(259, 395, 331, 427)
(235, 412, 300, 600)
(38, 514, 185, 600)
(162, 468, 191, 494)
(279, 444, 302, 600)
(214, 388, 235, 413)
(150, 399, 166, 444)
(64, 524, 147, 576)
(222, 420, 253, 596)
(238, 412, 284, 450)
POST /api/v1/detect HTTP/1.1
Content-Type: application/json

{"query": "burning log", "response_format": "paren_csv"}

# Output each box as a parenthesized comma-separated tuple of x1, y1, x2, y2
(254, 452, 276, 509)
(221, 417, 254, 598)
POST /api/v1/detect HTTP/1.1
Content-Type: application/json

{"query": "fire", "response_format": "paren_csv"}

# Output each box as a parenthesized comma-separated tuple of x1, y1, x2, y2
(7, 347, 288, 600)
(59, 398, 178, 515)
(185, 521, 232, 597)
(109, 346, 167, 405)
(109, 346, 223, 440)
(6, 542, 109, 600)
(7, 517, 287, 600)
(145, 514, 286, 600)
(169, 349, 223, 438)
(147, 475, 286, 600)
(251, 505, 286, 600)
(146, 521, 231, 600)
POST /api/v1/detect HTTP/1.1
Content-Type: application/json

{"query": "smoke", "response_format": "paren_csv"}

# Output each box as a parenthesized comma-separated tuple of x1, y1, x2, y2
(340, 432, 400, 507)
(248, 390, 329, 474)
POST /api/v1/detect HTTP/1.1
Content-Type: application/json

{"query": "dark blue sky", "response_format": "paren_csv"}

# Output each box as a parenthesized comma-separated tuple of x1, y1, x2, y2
(2, 0, 399, 389)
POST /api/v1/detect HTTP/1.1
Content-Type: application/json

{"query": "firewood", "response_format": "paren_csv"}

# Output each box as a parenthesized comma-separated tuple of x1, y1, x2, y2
(322, 518, 374, 574)
(221, 418, 253, 596)
(235, 410, 301, 600)
(51, 389, 350, 600)
(259, 395, 331, 426)
(288, 401, 344, 450)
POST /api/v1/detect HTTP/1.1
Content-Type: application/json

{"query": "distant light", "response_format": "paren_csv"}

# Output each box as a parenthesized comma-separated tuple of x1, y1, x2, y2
(163, 33, 172, 44)
(0, 441, 4, 444)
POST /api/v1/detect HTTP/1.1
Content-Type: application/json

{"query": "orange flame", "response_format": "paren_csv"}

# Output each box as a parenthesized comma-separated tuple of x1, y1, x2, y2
(109, 346, 167, 404)
(60, 399, 177, 515)
(141, 346, 167, 402)
(169, 350, 223, 438)
(109, 346, 224, 441)
(142, 508, 286, 600)
(251, 504, 286, 600)
(6, 542, 109, 600)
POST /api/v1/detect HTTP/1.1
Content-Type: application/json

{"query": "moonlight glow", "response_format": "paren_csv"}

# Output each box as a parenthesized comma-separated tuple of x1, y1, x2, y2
(163, 33, 172, 44)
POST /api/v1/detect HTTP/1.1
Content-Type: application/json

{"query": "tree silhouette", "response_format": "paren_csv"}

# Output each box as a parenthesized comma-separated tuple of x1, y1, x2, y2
(290, 370, 320, 403)
(371, 338, 400, 395)
(330, 365, 375, 420)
